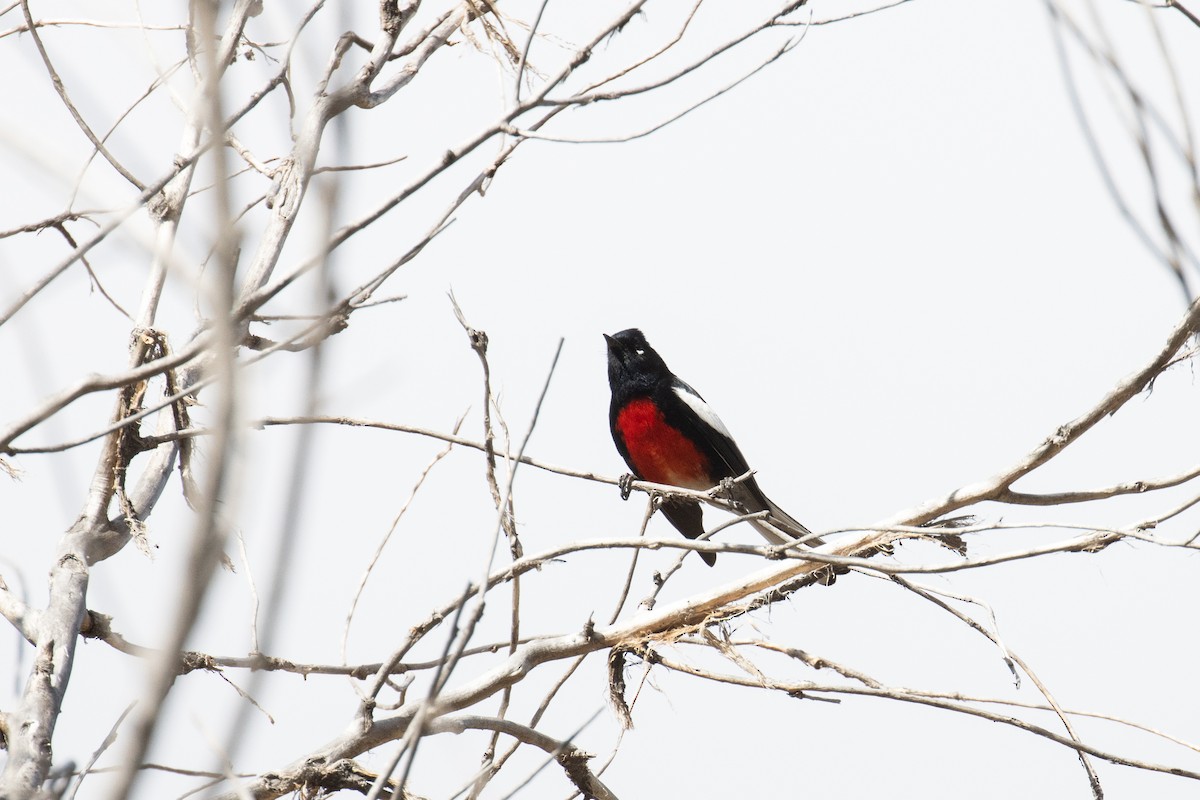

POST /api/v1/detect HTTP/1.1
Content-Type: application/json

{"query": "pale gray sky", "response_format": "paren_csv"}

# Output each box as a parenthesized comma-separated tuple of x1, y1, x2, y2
(3, 0, 1200, 798)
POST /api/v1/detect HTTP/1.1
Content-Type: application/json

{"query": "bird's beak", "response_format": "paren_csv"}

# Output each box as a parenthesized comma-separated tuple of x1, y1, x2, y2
(603, 333, 624, 360)
(600, 333, 628, 357)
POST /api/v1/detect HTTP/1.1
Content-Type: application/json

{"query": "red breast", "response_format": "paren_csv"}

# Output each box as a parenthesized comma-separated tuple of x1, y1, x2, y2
(615, 398, 712, 490)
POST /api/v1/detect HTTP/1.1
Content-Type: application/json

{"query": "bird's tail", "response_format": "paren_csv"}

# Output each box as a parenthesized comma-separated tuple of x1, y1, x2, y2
(749, 495, 843, 586)
(749, 495, 824, 547)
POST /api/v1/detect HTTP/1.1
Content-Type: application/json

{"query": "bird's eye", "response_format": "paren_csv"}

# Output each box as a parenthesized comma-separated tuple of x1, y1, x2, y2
(635, 348, 645, 356)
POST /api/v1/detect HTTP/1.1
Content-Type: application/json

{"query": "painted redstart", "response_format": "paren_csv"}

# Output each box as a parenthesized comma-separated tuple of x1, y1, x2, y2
(605, 328, 825, 567)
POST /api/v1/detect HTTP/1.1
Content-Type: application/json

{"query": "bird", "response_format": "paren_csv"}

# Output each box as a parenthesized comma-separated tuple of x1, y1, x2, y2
(604, 328, 824, 567)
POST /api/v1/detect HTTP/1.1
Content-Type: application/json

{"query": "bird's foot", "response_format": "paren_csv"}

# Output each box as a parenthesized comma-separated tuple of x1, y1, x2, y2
(618, 473, 635, 501)
(712, 476, 737, 500)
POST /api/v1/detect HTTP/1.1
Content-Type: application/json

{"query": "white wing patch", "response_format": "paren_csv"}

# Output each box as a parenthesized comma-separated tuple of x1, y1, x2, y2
(673, 383, 732, 438)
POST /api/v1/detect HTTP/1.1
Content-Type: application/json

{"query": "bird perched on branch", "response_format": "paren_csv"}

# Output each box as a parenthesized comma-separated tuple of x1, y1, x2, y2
(604, 328, 827, 568)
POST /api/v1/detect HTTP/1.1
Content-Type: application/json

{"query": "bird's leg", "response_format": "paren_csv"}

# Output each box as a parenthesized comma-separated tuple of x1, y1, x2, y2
(618, 473, 635, 501)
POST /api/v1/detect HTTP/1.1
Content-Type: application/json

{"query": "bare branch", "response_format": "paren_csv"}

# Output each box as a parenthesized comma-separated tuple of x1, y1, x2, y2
(889, 298, 1200, 526)
(18, 0, 146, 190)
(428, 715, 617, 800)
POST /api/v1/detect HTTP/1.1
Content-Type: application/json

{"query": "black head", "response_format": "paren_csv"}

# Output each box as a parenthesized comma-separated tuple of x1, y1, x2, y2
(604, 328, 672, 395)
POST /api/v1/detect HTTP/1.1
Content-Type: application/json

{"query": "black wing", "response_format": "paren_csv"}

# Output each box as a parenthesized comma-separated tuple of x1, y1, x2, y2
(664, 378, 814, 540)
